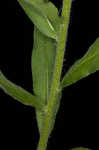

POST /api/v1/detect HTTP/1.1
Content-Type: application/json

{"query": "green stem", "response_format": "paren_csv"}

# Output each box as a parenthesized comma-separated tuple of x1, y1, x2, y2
(37, 0, 72, 150)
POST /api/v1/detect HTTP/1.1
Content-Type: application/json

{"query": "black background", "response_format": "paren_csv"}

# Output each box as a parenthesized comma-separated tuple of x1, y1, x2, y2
(0, 0, 99, 150)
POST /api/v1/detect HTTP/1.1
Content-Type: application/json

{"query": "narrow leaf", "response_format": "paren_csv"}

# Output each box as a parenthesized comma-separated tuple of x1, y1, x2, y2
(32, 27, 57, 133)
(22, 0, 62, 32)
(0, 71, 44, 109)
(18, 0, 58, 39)
(23, 0, 59, 20)
(61, 38, 99, 88)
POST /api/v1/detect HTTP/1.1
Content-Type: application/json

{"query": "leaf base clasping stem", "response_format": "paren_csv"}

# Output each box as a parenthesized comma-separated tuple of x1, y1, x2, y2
(37, 0, 72, 150)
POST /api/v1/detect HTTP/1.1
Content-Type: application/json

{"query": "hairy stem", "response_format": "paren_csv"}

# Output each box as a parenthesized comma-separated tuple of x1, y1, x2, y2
(37, 0, 72, 150)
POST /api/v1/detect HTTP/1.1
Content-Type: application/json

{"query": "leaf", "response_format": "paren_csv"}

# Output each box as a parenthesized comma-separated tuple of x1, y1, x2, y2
(23, 0, 59, 20)
(70, 147, 91, 150)
(61, 38, 99, 88)
(18, 0, 60, 39)
(31, 27, 57, 133)
(23, 0, 62, 32)
(0, 71, 44, 109)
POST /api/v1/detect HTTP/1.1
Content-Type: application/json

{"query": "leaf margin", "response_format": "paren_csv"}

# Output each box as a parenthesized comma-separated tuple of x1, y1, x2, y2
(61, 38, 99, 88)
(0, 71, 45, 110)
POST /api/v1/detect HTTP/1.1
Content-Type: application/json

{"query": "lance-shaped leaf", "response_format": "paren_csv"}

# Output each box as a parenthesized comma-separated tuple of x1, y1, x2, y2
(70, 147, 91, 150)
(22, 0, 63, 32)
(0, 71, 44, 109)
(32, 27, 57, 133)
(61, 38, 99, 88)
(18, 0, 58, 39)
(22, 0, 59, 20)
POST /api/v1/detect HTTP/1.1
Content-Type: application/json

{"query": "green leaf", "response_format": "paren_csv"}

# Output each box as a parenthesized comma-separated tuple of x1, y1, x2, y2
(22, 0, 62, 30)
(70, 147, 91, 150)
(31, 27, 57, 133)
(18, 0, 60, 39)
(61, 38, 99, 88)
(23, 0, 59, 20)
(0, 71, 44, 109)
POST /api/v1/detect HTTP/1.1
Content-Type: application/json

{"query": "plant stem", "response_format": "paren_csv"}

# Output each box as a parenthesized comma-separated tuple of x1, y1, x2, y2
(37, 0, 72, 150)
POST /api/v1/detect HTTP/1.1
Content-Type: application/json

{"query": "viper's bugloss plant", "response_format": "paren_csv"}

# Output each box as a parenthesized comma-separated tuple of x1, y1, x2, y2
(0, 0, 99, 150)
